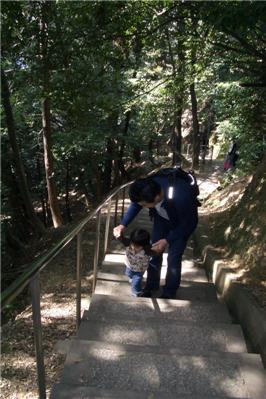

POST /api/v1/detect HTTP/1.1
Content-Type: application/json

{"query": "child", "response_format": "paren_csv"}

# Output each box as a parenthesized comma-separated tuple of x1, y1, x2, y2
(118, 228, 155, 297)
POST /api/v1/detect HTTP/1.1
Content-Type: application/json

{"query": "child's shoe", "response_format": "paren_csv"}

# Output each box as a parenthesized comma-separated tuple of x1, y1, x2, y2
(131, 291, 142, 297)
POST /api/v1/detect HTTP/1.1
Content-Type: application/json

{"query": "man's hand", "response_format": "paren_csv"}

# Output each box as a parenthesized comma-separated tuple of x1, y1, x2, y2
(113, 224, 125, 239)
(151, 239, 168, 253)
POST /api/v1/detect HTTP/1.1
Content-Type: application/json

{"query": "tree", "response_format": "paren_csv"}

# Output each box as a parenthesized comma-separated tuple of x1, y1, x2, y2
(1, 69, 45, 235)
(39, 1, 63, 227)
(1, 0, 265, 275)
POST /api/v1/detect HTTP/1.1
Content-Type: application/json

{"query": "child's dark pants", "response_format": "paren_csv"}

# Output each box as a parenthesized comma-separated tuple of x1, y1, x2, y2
(125, 266, 144, 296)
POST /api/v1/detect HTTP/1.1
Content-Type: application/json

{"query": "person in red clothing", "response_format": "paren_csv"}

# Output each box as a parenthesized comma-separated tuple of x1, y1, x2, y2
(224, 141, 239, 171)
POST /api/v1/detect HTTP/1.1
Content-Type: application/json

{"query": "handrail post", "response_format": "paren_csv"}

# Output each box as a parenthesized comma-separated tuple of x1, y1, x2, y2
(121, 187, 126, 219)
(92, 210, 101, 292)
(104, 199, 112, 254)
(30, 274, 46, 399)
(114, 193, 119, 227)
(76, 232, 82, 332)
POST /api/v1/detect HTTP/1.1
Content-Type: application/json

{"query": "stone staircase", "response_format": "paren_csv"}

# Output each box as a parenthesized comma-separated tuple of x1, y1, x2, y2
(51, 209, 265, 399)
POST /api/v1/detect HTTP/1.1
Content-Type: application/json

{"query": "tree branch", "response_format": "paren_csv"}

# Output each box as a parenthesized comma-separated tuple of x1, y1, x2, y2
(225, 29, 266, 60)
(120, 76, 172, 108)
(211, 40, 251, 56)
(239, 82, 266, 88)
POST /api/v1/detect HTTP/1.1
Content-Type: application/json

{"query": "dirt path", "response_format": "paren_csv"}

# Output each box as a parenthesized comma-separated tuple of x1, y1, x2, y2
(196, 159, 224, 200)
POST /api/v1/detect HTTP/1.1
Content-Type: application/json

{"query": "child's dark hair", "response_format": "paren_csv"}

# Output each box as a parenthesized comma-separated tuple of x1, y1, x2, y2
(129, 178, 161, 203)
(130, 228, 150, 247)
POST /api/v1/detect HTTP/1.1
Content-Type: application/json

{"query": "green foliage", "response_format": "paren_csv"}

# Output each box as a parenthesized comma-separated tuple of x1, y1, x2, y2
(214, 82, 266, 172)
(1, 0, 266, 281)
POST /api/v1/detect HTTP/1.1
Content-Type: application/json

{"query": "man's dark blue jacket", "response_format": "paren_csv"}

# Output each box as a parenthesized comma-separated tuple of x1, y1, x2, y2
(120, 175, 198, 244)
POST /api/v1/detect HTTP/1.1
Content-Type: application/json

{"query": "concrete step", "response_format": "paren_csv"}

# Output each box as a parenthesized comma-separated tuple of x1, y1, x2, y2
(51, 383, 250, 399)
(95, 277, 218, 301)
(100, 264, 207, 282)
(58, 340, 266, 399)
(77, 317, 247, 354)
(103, 251, 196, 268)
(100, 254, 208, 282)
(86, 293, 232, 324)
(109, 240, 194, 259)
(180, 266, 207, 282)
(99, 266, 208, 283)
(100, 260, 205, 275)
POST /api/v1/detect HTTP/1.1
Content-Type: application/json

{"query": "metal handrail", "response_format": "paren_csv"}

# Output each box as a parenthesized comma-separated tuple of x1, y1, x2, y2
(1, 162, 165, 399)
(1, 179, 132, 399)
(1, 181, 132, 308)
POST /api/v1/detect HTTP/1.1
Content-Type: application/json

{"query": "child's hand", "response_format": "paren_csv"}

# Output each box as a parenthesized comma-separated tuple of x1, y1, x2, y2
(151, 239, 167, 253)
(113, 224, 125, 239)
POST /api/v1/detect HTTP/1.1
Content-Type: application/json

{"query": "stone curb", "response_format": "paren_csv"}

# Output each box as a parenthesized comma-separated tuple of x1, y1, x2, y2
(194, 227, 266, 367)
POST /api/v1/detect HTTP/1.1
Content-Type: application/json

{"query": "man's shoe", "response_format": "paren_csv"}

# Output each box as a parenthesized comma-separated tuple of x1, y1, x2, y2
(138, 291, 152, 298)
(159, 293, 176, 299)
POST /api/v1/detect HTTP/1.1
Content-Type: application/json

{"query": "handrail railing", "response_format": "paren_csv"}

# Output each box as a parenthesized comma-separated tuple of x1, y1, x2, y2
(1, 179, 132, 399)
(1, 181, 132, 308)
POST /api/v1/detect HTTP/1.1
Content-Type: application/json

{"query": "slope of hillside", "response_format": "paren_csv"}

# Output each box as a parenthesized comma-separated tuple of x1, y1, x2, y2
(200, 154, 266, 307)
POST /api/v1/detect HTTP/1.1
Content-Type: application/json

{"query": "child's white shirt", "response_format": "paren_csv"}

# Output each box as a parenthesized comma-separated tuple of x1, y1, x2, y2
(125, 247, 150, 273)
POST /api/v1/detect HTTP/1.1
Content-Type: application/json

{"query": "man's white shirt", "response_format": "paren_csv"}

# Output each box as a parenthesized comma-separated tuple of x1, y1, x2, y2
(155, 200, 169, 220)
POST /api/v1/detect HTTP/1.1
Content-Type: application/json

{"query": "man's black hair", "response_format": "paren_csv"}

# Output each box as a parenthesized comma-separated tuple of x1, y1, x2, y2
(130, 228, 150, 247)
(129, 178, 161, 203)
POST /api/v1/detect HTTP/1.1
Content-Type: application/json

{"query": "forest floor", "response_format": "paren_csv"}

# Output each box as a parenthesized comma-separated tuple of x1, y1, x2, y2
(197, 159, 266, 308)
(1, 157, 265, 398)
(1, 203, 114, 398)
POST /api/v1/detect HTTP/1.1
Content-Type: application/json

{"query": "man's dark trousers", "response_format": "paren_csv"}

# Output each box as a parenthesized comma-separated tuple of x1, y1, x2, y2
(144, 214, 189, 297)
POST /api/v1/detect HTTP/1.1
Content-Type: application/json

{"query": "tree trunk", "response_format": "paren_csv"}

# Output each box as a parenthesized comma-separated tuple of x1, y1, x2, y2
(133, 146, 141, 162)
(104, 138, 113, 192)
(4, 162, 31, 239)
(175, 20, 186, 161)
(112, 111, 131, 187)
(36, 156, 48, 226)
(105, 113, 120, 190)
(172, 104, 183, 165)
(190, 82, 200, 169)
(148, 139, 155, 164)
(175, 106, 182, 154)
(94, 165, 102, 201)
(65, 158, 72, 222)
(166, 27, 184, 165)
(1, 70, 45, 235)
(117, 111, 131, 180)
(42, 97, 63, 227)
(40, 2, 63, 227)
(74, 159, 91, 207)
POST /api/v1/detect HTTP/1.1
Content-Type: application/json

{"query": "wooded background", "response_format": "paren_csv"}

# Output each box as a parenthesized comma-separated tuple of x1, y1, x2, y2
(1, 1, 266, 290)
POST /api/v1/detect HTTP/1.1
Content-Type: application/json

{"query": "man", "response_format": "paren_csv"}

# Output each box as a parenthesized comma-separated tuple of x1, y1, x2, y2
(113, 169, 199, 299)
